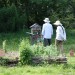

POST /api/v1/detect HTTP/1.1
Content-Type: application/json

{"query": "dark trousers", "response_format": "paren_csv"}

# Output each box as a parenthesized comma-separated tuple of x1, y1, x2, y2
(44, 38, 51, 47)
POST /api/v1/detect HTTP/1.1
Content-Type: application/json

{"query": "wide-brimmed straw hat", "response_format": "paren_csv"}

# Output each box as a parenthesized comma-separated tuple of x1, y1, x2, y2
(54, 20, 62, 26)
(43, 18, 50, 23)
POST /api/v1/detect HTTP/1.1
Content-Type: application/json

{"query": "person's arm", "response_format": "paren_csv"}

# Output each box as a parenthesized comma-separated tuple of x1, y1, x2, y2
(51, 25, 53, 35)
(41, 24, 45, 36)
(41, 24, 45, 39)
(57, 26, 64, 39)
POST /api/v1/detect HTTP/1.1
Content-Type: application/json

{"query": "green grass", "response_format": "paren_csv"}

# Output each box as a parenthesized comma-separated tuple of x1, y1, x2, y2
(0, 29, 75, 75)
(0, 57, 75, 75)
(0, 29, 30, 51)
(0, 29, 75, 52)
(63, 29, 75, 55)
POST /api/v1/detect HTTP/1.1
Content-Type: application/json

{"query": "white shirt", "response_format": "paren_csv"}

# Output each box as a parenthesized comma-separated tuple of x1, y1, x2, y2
(56, 25, 66, 41)
(42, 22, 53, 39)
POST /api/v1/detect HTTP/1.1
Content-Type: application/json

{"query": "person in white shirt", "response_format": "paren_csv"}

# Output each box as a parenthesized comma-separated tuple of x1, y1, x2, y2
(54, 20, 66, 56)
(42, 18, 53, 46)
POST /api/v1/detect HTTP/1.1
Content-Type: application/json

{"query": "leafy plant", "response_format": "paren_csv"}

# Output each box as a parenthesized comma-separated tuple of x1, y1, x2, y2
(19, 39, 34, 65)
(30, 44, 44, 56)
(30, 44, 58, 57)
(44, 45, 58, 57)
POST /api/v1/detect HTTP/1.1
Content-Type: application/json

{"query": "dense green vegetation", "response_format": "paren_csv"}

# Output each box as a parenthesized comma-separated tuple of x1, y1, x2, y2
(0, 0, 75, 32)
(0, 0, 75, 74)
(0, 29, 75, 52)
(0, 29, 29, 51)
(0, 28, 75, 74)
(0, 57, 75, 75)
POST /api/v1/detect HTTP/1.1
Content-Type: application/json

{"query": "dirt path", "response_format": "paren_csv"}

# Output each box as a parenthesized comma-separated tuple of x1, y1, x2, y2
(5, 51, 20, 59)
(0, 50, 19, 59)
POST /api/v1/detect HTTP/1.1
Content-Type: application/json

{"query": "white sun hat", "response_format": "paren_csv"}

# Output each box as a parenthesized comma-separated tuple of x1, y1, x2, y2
(54, 20, 62, 26)
(43, 18, 50, 23)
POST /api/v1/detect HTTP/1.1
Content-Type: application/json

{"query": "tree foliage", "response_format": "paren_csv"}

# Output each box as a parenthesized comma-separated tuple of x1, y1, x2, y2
(0, 0, 75, 32)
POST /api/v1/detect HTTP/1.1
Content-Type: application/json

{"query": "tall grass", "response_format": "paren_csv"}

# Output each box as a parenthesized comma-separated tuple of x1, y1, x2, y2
(0, 29, 75, 54)
(64, 29, 75, 55)
(0, 29, 30, 51)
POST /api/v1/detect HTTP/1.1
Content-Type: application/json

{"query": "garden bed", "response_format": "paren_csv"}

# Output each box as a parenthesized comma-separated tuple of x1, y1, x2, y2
(0, 50, 19, 66)
(0, 56, 67, 66)
(0, 49, 67, 66)
(31, 56, 67, 64)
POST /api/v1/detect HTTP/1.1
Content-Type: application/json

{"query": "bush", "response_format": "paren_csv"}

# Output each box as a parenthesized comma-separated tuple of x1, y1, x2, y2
(19, 39, 34, 65)
(19, 39, 58, 65)
(20, 48, 34, 65)
(30, 45, 58, 64)
(44, 45, 58, 57)
(30, 44, 44, 56)
(30, 44, 58, 57)
(0, 4, 18, 32)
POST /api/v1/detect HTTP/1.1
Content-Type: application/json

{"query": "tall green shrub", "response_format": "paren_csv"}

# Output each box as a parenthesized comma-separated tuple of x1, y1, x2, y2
(0, 4, 18, 32)
(17, 13, 28, 30)
(19, 39, 34, 65)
